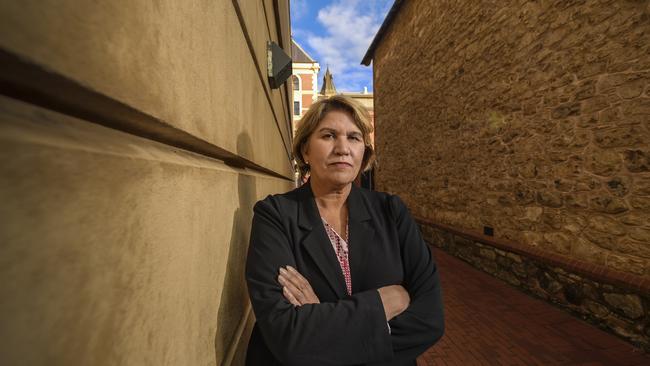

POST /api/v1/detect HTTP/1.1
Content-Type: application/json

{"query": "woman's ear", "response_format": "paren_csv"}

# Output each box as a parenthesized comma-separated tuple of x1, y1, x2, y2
(301, 142, 309, 162)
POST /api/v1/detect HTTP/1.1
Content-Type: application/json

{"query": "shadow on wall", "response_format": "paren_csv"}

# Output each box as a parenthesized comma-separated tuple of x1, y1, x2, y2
(214, 132, 257, 366)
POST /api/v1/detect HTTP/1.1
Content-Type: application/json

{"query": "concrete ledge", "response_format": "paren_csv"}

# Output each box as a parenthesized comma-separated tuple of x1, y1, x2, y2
(416, 216, 650, 351)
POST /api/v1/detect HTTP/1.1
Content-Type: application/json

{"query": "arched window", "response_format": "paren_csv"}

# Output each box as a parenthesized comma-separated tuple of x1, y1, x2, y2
(292, 75, 301, 91)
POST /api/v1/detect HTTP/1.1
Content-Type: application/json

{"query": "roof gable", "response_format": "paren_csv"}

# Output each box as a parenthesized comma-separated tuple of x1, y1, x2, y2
(292, 39, 316, 63)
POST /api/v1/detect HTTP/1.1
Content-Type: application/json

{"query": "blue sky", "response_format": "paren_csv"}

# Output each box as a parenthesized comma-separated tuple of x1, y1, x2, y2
(290, 0, 394, 92)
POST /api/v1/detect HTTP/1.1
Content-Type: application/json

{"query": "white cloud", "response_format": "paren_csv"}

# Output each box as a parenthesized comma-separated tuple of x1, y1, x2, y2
(306, 0, 393, 92)
(290, 0, 308, 21)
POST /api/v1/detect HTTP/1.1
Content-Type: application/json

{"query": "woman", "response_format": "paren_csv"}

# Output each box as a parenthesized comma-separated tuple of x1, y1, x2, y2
(245, 96, 444, 366)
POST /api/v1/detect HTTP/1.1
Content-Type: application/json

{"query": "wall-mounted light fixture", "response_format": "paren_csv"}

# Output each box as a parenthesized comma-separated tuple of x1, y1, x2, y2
(267, 41, 292, 89)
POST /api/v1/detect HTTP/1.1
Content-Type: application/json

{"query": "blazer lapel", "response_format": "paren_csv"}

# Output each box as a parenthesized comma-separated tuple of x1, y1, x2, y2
(347, 184, 375, 294)
(297, 183, 348, 298)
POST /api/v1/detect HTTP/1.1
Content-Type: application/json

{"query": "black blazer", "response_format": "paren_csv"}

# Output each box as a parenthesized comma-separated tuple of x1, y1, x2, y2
(245, 183, 444, 366)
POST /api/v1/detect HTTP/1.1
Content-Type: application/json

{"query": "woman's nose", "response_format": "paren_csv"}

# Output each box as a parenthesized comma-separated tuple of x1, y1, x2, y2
(333, 136, 350, 154)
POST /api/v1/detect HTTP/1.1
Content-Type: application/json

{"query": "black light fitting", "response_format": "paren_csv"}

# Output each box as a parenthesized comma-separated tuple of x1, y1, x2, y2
(267, 41, 292, 89)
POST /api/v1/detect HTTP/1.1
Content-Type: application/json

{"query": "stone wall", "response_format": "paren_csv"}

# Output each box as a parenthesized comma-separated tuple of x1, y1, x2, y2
(419, 221, 650, 351)
(372, 0, 650, 276)
(0, 1, 293, 365)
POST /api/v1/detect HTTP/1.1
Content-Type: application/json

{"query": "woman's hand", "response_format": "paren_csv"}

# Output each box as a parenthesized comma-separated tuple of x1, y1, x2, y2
(378, 285, 410, 321)
(278, 266, 320, 306)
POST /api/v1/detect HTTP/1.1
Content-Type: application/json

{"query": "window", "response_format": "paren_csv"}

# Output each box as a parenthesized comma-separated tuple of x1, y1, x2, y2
(294, 101, 301, 116)
(293, 75, 301, 91)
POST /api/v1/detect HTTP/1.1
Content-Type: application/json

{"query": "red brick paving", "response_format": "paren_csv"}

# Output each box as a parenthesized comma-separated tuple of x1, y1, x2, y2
(417, 248, 649, 366)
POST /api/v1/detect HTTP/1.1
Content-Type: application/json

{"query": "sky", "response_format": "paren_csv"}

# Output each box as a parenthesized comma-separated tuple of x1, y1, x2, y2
(290, 0, 394, 92)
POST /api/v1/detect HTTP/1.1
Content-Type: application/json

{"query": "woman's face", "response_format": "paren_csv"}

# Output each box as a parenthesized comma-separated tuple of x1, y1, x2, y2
(303, 110, 365, 187)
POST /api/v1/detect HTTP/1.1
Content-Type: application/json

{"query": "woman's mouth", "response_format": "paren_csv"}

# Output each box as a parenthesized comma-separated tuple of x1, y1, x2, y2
(329, 162, 352, 168)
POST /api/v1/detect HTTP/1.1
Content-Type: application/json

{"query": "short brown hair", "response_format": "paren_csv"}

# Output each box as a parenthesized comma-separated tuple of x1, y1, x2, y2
(292, 95, 375, 177)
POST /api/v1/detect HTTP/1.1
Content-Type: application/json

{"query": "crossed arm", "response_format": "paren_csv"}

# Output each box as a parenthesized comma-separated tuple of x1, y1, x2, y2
(278, 265, 411, 321)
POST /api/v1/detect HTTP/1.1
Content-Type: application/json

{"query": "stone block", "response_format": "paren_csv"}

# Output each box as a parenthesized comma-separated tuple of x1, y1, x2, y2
(537, 190, 564, 207)
(624, 149, 649, 172)
(630, 196, 650, 210)
(620, 99, 650, 124)
(594, 125, 645, 148)
(603, 293, 644, 319)
(518, 161, 538, 178)
(498, 270, 521, 286)
(563, 283, 584, 305)
(633, 177, 650, 196)
(596, 73, 631, 93)
(587, 215, 626, 236)
(575, 176, 601, 192)
(564, 215, 588, 234)
(605, 176, 630, 197)
(587, 148, 622, 176)
(590, 195, 629, 214)
(514, 185, 536, 205)
(524, 206, 544, 221)
(548, 150, 569, 162)
(607, 253, 647, 275)
(551, 102, 580, 119)
(545, 279, 563, 294)
(479, 248, 497, 260)
(578, 113, 599, 128)
(542, 210, 565, 230)
(564, 193, 590, 209)
(618, 239, 650, 259)
(512, 263, 527, 277)
(553, 178, 574, 192)
(507, 252, 523, 263)
(617, 78, 646, 99)
(522, 231, 545, 247)
(581, 95, 610, 114)
(575, 79, 596, 100)
(629, 227, 650, 243)
(584, 299, 611, 318)
(543, 232, 572, 254)
(599, 106, 622, 124)
(584, 228, 618, 250)
(619, 212, 648, 226)
(572, 129, 591, 147)
(605, 314, 638, 337)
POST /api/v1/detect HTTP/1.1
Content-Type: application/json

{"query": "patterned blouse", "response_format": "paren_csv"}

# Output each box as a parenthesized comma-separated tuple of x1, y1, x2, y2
(322, 218, 352, 296)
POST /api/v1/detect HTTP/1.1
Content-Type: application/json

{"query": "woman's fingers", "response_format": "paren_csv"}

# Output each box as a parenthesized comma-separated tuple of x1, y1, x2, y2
(279, 269, 307, 305)
(278, 266, 320, 305)
(287, 266, 311, 290)
(281, 267, 309, 293)
(282, 286, 301, 307)
(286, 267, 320, 304)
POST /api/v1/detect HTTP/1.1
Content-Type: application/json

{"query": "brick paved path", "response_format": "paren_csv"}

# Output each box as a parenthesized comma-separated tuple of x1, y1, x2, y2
(417, 248, 649, 366)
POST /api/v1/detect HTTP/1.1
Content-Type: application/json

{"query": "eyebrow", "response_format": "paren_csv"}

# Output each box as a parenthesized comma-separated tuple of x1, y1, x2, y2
(317, 127, 362, 136)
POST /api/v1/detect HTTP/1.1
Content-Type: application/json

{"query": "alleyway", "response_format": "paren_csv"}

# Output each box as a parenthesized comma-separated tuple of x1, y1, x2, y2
(417, 248, 650, 366)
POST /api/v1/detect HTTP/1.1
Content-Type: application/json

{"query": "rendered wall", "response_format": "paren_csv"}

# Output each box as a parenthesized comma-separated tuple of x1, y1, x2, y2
(0, 1, 293, 365)
(372, 0, 650, 276)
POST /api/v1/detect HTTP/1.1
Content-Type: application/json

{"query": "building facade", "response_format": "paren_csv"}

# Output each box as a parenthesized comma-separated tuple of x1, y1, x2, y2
(291, 39, 320, 131)
(364, 0, 650, 350)
(0, 1, 294, 365)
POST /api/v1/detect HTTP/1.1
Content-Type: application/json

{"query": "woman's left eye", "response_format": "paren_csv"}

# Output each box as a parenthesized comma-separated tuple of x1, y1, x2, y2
(348, 135, 362, 141)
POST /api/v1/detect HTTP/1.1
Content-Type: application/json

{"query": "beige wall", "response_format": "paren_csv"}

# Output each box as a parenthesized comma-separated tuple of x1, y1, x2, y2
(372, 1, 650, 276)
(0, 1, 293, 365)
